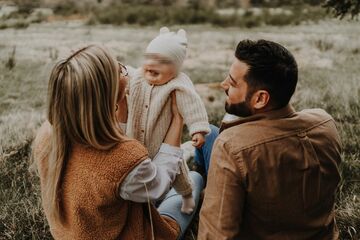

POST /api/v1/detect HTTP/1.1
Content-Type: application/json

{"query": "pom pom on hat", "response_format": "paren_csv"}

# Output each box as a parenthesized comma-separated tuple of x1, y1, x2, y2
(146, 27, 188, 69)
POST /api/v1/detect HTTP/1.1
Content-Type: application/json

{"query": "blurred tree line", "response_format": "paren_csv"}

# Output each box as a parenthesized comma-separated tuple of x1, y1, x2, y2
(324, 0, 360, 19)
(9, 0, 360, 16)
(4, 0, 360, 27)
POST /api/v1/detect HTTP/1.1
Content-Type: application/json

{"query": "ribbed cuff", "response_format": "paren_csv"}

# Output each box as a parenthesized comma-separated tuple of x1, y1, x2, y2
(189, 121, 211, 136)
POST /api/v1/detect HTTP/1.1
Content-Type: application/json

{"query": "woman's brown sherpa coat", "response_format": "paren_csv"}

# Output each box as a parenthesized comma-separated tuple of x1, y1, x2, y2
(33, 122, 180, 240)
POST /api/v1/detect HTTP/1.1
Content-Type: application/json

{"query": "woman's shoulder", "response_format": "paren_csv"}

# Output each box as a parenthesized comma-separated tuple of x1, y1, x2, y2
(112, 139, 148, 160)
(94, 139, 149, 179)
(119, 138, 147, 149)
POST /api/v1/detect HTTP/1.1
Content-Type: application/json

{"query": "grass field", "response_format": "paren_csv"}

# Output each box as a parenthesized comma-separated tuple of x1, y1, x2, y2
(0, 19, 359, 239)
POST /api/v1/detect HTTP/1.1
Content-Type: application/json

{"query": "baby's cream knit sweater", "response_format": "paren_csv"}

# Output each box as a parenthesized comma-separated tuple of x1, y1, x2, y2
(127, 68, 210, 196)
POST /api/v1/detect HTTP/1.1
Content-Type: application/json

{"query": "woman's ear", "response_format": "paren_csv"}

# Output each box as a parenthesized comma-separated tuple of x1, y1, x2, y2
(252, 90, 270, 110)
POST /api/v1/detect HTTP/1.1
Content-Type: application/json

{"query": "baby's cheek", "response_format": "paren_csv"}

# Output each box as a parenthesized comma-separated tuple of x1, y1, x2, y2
(145, 76, 157, 85)
(157, 74, 166, 82)
(143, 72, 152, 81)
(144, 74, 161, 85)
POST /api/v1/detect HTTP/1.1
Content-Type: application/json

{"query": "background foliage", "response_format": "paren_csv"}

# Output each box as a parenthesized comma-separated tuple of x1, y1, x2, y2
(0, 0, 359, 239)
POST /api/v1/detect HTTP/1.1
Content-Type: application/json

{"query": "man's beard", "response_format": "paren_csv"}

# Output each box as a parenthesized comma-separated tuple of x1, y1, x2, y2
(225, 100, 252, 117)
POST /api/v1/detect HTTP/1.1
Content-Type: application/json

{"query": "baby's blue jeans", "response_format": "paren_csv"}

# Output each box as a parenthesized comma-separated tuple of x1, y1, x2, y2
(158, 125, 219, 239)
(194, 124, 220, 176)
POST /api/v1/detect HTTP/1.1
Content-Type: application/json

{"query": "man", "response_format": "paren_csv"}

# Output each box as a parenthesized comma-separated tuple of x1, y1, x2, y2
(197, 40, 342, 239)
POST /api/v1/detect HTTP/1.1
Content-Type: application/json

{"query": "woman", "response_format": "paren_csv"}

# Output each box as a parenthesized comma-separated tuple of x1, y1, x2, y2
(32, 44, 203, 239)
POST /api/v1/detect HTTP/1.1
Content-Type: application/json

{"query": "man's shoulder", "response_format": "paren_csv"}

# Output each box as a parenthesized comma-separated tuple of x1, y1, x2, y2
(217, 125, 255, 152)
(289, 108, 336, 133)
(298, 108, 333, 121)
(218, 108, 336, 152)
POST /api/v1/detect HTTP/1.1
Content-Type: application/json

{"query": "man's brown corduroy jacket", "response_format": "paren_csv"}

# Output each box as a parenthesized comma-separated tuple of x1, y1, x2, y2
(199, 105, 342, 240)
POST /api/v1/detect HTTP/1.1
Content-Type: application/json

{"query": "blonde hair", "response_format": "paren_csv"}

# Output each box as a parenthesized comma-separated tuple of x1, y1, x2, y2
(45, 44, 125, 222)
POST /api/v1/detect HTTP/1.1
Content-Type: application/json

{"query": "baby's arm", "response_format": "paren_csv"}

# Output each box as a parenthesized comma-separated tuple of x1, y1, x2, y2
(175, 77, 210, 144)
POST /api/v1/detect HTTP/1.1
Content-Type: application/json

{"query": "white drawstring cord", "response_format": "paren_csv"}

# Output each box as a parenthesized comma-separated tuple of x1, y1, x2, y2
(144, 182, 155, 240)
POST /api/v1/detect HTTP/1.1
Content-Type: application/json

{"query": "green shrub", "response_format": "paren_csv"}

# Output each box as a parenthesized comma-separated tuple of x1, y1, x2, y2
(5, 10, 31, 20)
(92, 4, 217, 26)
(210, 13, 238, 27)
(13, 20, 30, 29)
(84, 3, 330, 28)
(263, 11, 296, 26)
(242, 15, 263, 28)
(94, 6, 125, 25)
(53, 2, 81, 16)
(30, 12, 47, 24)
(131, 6, 161, 25)
(13, 0, 40, 16)
(0, 23, 8, 29)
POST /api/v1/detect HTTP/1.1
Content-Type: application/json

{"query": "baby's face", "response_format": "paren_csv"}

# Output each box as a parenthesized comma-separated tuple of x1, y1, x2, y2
(143, 54, 177, 85)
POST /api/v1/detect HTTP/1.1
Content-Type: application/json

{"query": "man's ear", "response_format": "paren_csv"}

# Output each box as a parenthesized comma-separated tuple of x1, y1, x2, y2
(251, 90, 270, 110)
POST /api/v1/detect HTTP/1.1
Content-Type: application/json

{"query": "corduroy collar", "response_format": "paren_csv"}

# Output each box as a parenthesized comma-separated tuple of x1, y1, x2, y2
(220, 104, 295, 133)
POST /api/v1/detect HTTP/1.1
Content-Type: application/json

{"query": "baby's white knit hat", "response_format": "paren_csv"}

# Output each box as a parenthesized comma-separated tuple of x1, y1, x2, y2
(145, 27, 187, 69)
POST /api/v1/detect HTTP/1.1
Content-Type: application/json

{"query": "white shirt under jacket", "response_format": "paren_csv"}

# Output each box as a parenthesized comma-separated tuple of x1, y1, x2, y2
(118, 123, 183, 202)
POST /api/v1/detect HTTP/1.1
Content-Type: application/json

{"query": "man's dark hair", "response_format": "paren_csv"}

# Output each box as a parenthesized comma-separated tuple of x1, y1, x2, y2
(235, 39, 298, 109)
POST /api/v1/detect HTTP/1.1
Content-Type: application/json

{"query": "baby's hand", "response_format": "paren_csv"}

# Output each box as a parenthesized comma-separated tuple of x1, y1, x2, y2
(181, 194, 195, 215)
(192, 132, 205, 148)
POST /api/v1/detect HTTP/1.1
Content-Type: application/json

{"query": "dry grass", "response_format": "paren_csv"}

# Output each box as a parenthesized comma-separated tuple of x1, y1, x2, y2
(0, 19, 359, 239)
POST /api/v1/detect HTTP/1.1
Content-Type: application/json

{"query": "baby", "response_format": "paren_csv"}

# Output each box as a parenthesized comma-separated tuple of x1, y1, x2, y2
(126, 27, 210, 214)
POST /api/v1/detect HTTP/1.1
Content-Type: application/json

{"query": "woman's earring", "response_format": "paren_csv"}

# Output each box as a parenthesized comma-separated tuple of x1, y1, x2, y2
(116, 104, 119, 111)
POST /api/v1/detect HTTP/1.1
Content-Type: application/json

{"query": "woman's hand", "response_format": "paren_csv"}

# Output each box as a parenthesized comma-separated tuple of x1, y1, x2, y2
(164, 91, 183, 147)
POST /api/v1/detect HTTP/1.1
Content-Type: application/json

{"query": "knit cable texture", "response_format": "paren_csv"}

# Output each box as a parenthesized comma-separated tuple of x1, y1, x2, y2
(127, 68, 210, 196)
